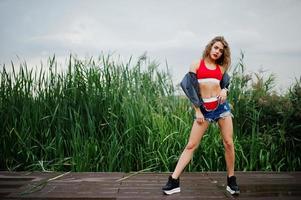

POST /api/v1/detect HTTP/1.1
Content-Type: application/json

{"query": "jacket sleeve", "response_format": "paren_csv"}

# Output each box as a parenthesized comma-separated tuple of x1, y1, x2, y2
(220, 72, 230, 89)
(180, 72, 202, 107)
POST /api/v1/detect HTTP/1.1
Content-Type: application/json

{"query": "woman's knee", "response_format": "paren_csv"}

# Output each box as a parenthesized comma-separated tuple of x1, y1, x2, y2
(185, 142, 199, 151)
(223, 139, 234, 150)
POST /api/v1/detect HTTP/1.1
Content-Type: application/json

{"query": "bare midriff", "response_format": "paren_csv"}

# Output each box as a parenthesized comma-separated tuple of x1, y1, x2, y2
(199, 82, 221, 99)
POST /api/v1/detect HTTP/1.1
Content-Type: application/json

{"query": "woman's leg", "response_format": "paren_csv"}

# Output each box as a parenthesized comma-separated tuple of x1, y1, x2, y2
(218, 116, 235, 177)
(171, 120, 209, 179)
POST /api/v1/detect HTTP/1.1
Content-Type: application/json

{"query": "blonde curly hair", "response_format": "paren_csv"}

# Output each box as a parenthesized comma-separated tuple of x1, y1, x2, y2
(202, 36, 231, 71)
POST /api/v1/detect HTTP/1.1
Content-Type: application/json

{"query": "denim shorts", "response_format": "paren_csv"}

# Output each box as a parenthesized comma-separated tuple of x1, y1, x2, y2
(198, 101, 233, 122)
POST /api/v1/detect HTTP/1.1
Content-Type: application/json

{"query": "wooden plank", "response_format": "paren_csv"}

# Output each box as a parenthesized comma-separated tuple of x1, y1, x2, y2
(0, 171, 300, 199)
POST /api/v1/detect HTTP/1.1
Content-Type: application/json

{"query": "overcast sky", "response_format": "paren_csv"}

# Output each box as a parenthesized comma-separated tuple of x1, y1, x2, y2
(1, 0, 301, 92)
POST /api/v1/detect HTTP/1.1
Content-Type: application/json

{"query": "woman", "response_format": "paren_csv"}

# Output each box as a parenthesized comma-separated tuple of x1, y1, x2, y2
(162, 36, 240, 195)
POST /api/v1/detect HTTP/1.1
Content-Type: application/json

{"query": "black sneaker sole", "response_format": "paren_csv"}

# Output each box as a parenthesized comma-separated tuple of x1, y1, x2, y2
(163, 187, 181, 195)
(226, 186, 240, 195)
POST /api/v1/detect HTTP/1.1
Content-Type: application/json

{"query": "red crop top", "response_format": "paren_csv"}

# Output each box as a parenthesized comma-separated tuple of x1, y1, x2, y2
(196, 59, 223, 111)
(196, 59, 222, 81)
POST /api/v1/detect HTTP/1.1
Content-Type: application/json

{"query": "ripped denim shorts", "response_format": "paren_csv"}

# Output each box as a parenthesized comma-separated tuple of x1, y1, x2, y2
(198, 101, 233, 122)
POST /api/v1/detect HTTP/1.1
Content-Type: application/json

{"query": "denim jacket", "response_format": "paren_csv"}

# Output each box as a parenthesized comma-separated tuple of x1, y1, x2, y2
(180, 71, 230, 107)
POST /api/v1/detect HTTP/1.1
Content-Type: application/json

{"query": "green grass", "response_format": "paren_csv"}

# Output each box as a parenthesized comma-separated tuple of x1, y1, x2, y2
(1, 53, 300, 172)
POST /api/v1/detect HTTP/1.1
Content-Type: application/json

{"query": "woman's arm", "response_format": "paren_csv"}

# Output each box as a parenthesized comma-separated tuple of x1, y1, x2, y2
(189, 60, 200, 73)
(219, 72, 230, 104)
(218, 88, 228, 104)
(193, 104, 205, 124)
(190, 60, 205, 123)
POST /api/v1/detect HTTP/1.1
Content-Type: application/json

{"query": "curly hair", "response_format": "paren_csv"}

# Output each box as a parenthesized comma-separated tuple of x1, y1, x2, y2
(202, 36, 231, 71)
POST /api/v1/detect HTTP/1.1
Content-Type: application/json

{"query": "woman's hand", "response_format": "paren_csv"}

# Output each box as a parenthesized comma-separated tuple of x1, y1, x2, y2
(195, 110, 205, 124)
(218, 88, 228, 104)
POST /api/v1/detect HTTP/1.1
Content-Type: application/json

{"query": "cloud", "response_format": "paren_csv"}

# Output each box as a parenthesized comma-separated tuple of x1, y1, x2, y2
(1, 0, 301, 91)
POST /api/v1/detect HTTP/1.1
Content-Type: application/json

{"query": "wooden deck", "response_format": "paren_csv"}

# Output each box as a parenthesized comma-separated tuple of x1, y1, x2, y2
(1, 171, 301, 199)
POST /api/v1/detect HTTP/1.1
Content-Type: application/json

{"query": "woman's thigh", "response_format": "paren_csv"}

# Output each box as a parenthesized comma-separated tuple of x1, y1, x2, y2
(187, 120, 209, 145)
(218, 116, 233, 141)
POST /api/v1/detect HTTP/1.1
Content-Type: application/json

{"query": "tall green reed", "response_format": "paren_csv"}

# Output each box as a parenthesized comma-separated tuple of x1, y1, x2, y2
(0, 53, 300, 172)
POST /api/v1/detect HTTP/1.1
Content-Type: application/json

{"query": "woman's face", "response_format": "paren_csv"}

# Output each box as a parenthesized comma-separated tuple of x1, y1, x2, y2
(209, 41, 224, 61)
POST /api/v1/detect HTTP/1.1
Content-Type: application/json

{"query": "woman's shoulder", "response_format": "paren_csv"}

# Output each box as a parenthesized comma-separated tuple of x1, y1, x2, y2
(189, 59, 201, 73)
(218, 64, 226, 74)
